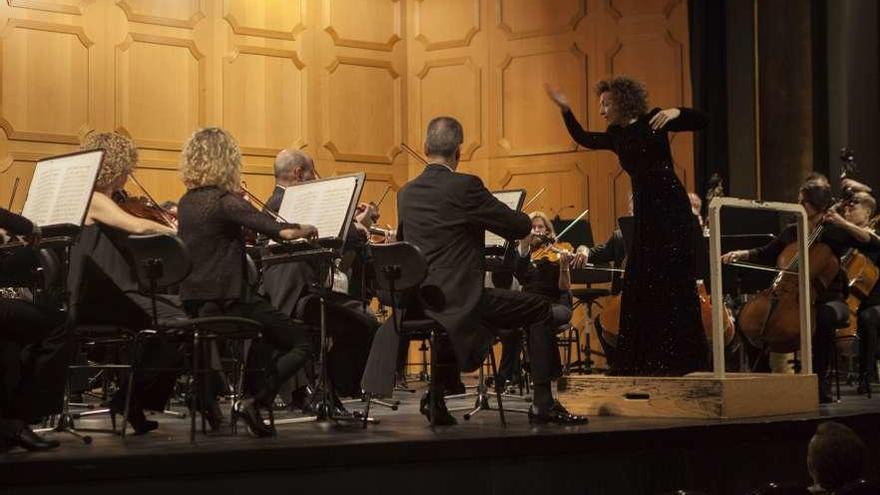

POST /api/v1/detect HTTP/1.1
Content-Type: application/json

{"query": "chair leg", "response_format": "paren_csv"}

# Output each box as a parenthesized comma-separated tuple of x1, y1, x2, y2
(362, 393, 372, 429)
(833, 341, 841, 401)
(488, 348, 506, 427)
(429, 331, 437, 429)
(190, 331, 199, 444)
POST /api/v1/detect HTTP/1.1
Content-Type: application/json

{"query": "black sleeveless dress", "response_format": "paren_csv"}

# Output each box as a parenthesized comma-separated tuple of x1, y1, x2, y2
(561, 107, 709, 376)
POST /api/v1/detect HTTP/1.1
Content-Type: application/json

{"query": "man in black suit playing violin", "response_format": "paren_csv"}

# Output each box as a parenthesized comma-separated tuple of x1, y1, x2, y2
(368, 116, 587, 425)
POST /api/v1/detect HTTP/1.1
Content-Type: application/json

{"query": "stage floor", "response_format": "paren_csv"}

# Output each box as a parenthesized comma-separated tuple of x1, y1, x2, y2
(3, 380, 880, 495)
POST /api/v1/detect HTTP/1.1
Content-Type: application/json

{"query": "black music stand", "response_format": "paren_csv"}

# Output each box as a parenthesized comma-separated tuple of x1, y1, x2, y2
(21, 149, 105, 444)
(485, 189, 525, 273)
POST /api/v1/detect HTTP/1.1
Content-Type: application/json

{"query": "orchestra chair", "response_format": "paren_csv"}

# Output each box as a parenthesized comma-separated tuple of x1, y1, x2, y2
(64, 253, 148, 439)
(126, 233, 264, 442)
(365, 242, 507, 428)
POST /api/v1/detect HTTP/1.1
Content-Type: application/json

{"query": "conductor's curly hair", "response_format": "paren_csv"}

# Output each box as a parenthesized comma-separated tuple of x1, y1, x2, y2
(80, 132, 138, 191)
(596, 76, 649, 122)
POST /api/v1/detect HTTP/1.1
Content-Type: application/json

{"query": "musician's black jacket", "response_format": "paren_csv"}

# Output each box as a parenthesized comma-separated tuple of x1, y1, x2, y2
(178, 186, 298, 302)
(397, 163, 531, 370)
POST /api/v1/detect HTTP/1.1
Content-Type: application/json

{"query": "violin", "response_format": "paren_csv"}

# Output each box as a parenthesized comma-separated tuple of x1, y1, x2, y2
(113, 189, 177, 229)
(529, 237, 575, 264)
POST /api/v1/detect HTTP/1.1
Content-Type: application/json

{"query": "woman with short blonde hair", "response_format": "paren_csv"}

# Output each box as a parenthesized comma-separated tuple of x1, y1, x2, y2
(180, 127, 242, 193)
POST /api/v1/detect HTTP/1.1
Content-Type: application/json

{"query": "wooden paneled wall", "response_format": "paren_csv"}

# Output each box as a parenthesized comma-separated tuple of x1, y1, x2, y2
(1, 0, 693, 243)
(0, 0, 692, 370)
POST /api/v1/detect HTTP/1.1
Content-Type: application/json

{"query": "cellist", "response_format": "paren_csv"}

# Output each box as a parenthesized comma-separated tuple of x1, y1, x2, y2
(722, 176, 879, 403)
(841, 192, 880, 393)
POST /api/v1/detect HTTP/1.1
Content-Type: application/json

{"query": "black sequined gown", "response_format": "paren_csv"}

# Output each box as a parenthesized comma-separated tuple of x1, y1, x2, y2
(562, 107, 709, 376)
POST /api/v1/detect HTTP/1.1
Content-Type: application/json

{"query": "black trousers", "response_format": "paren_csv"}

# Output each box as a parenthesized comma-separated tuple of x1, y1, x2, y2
(814, 300, 850, 380)
(858, 304, 880, 381)
(297, 294, 377, 397)
(499, 296, 572, 385)
(191, 298, 312, 406)
(0, 299, 70, 422)
(432, 288, 553, 392)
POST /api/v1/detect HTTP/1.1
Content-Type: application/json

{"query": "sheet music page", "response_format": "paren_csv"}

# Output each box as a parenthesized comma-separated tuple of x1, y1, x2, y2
(21, 151, 102, 227)
(485, 190, 525, 247)
(277, 176, 358, 239)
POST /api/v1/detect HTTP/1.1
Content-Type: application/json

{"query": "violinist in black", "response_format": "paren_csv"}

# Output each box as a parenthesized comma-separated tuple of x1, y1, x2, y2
(723, 178, 880, 403)
(260, 149, 379, 401)
(496, 212, 575, 388)
(178, 128, 317, 437)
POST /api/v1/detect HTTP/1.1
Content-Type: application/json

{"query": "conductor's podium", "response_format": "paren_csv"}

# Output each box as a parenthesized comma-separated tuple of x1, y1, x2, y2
(559, 197, 821, 420)
(557, 373, 818, 419)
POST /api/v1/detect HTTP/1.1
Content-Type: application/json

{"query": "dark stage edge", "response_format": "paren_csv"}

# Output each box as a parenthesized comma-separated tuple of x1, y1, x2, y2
(3, 387, 880, 495)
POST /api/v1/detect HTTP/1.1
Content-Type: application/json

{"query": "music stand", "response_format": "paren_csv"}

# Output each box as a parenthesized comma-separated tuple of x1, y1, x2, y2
(265, 173, 372, 425)
(485, 189, 525, 272)
(19, 149, 104, 444)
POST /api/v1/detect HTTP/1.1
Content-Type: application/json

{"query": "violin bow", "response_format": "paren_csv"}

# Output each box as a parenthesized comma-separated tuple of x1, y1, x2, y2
(400, 142, 429, 165)
(554, 208, 589, 240)
(522, 187, 546, 211)
(7, 177, 20, 210)
(374, 184, 391, 208)
(128, 173, 177, 225)
(240, 180, 293, 224)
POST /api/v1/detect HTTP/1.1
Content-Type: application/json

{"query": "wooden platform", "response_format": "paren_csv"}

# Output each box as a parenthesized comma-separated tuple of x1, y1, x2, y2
(557, 372, 819, 418)
(2, 383, 879, 495)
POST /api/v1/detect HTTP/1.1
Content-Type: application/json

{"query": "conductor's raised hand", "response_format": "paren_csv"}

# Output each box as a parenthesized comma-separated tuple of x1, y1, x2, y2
(649, 108, 681, 130)
(544, 83, 571, 112)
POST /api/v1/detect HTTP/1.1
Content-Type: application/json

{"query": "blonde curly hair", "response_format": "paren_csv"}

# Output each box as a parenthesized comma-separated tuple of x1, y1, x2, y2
(80, 132, 138, 191)
(180, 127, 242, 192)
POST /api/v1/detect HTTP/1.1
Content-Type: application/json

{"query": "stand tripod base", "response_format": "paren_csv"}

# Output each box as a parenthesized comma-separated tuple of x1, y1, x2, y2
(34, 414, 93, 445)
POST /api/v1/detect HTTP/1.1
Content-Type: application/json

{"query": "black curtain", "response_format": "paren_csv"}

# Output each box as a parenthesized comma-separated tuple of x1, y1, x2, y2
(688, 0, 729, 201)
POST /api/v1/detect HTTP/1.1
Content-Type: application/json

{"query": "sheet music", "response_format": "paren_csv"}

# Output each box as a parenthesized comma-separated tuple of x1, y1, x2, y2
(485, 190, 525, 247)
(21, 150, 102, 227)
(277, 175, 359, 240)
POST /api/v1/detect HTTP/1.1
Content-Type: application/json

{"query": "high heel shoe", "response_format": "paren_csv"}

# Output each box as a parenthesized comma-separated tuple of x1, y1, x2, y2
(232, 399, 274, 438)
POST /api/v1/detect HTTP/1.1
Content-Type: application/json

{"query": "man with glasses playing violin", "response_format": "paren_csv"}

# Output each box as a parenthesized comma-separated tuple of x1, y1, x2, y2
(259, 149, 380, 409)
(383, 116, 587, 425)
(722, 176, 880, 403)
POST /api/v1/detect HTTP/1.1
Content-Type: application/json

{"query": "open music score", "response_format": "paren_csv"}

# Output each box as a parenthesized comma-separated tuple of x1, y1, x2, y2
(485, 189, 526, 248)
(21, 150, 103, 228)
(276, 172, 365, 243)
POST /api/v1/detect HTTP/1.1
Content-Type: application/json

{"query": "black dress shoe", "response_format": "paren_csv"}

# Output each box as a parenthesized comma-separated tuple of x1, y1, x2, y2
(528, 400, 589, 425)
(232, 399, 275, 438)
(9, 424, 61, 452)
(419, 392, 457, 426)
(110, 402, 158, 435)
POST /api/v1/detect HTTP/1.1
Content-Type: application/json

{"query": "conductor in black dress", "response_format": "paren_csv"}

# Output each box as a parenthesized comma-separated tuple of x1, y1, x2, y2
(546, 77, 709, 376)
(368, 116, 586, 425)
